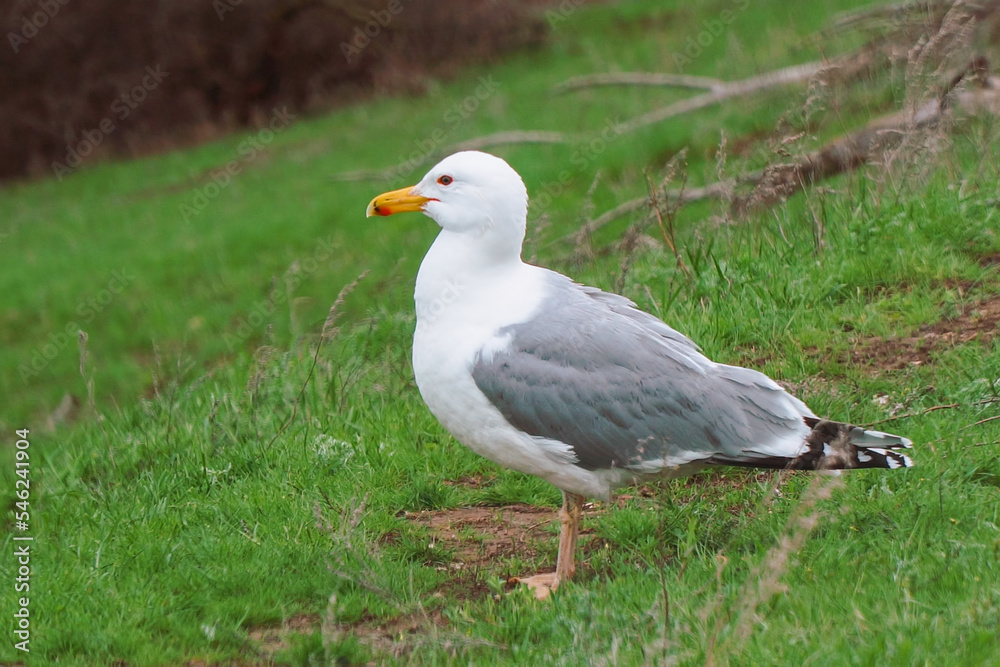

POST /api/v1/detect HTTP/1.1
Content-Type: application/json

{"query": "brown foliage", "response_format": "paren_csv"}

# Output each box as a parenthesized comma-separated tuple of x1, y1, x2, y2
(0, 0, 546, 181)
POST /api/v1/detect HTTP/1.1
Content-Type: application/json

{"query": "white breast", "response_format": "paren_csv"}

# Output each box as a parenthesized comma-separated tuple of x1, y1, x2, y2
(410, 235, 616, 498)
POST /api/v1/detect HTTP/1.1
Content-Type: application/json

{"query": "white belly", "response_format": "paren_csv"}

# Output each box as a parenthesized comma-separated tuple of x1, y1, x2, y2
(411, 260, 617, 499)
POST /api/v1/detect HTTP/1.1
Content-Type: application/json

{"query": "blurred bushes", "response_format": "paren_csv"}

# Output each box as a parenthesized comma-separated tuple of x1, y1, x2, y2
(0, 0, 546, 182)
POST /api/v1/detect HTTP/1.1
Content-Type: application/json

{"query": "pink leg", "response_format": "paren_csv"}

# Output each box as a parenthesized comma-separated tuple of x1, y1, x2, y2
(516, 491, 586, 599)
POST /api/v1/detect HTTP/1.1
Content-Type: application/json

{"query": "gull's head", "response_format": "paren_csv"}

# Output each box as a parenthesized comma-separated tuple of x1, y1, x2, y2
(366, 151, 528, 240)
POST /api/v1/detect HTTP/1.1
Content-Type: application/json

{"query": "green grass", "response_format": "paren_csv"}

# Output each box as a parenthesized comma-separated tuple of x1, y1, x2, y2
(3, 0, 1000, 663)
(0, 0, 886, 428)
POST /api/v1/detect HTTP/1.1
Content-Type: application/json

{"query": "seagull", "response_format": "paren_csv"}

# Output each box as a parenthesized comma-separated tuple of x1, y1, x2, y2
(366, 150, 913, 599)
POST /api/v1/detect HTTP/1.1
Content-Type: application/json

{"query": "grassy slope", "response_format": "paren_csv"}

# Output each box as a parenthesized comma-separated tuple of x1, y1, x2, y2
(0, 0, 864, 428)
(3, 0, 1000, 663)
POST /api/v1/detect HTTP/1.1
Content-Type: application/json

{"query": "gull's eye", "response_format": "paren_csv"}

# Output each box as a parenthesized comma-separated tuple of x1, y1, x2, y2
(437, 175, 453, 186)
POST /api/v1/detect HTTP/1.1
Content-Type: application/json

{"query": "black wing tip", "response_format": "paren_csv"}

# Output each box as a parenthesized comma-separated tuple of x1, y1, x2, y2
(707, 418, 914, 471)
(799, 418, 914, 470)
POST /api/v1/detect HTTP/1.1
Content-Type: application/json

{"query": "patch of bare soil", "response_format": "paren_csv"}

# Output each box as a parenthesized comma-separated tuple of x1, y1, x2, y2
(241, 477, 790, 661)
(239, 475, 801, 661)
(441, 475, 495, 490)
(846, 294, 1000, 370)
(404, 504, 560, 573)
(244, 610, 460, 663)
(978, 252, 1000, 268)
(333, 611, 456, 660)
(245, 613, 318, 659)
(407, 474, 774, 571)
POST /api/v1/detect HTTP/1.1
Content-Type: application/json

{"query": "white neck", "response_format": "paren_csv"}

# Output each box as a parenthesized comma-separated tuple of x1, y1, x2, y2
(414, 228, 525, 322)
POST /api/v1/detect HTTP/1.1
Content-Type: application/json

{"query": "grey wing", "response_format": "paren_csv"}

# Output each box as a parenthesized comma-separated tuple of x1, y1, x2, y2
(472, 273, 810, 471)
(577, 285, 703, 355)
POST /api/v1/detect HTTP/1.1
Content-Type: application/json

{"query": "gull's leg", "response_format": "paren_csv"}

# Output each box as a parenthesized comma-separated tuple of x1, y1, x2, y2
(555, 490, 585, 581)
(516, 491, 586, 599)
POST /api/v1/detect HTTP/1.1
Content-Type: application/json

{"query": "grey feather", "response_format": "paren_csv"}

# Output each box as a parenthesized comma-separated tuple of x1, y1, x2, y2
(471, 272, 810, 472)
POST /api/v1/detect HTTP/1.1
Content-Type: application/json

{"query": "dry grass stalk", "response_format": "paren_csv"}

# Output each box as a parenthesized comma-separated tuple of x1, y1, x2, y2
(264, 271, 369, 451)
(646, 157, 692, 280)
(877, 3, 978, 193)
(707, 473, 847, 663)
(77, 330, 96, 414)
(612, 60, 847, 137)
(322, 270, 370, 342)
(554, 72, 727, 94)
(831, 0, 959, 33)
(245, 345, 277, 400)
(315, 494, 399, 601)
(564, 1, 1000, 246)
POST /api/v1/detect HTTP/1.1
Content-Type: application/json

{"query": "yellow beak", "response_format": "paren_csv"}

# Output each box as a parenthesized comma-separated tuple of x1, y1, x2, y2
(366, 185, 431, 217)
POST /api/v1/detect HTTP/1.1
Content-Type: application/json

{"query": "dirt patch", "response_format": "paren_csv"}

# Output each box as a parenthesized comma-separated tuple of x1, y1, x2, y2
(331, 611, 454, 660)
(441, 475, 495, 490)
(404, 504, 561, 574)
(244, 613, 318, 659)
(241, 483, 775, 661)
(978, 252, 1000, 268)
(406, 475, 774, 574)
(846, 293, 1000, 370)
(244, 610, 462, 662)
